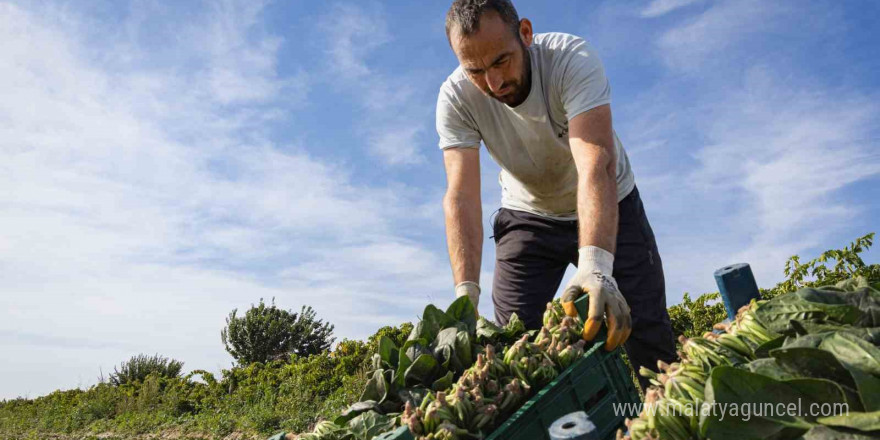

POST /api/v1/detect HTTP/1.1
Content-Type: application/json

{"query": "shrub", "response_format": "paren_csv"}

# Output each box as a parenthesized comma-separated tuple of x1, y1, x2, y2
(221, 299, 335, 365)
(109, 354, 183, 386)
(668, 292, 727, 339)
(767, 232, 878, 296)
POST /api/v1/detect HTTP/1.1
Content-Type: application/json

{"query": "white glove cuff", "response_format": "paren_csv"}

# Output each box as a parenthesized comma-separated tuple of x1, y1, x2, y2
(455, 281, 481, 298)
(578, 245, 614, 277)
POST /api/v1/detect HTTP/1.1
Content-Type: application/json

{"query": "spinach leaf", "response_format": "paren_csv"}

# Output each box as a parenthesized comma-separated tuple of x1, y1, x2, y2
(771, 347, 858, 393)
(746, 358, 796, 381)
(701, 366, 813, 440)
(445, 295, 477, 335)
(802, 425, 879, 439)
(408, 305, 456, 342)
(334, 400, 380, 426)
(818, 411, 880, 432)
(396, 339, 429, 387)
(476, 316, 504, 344)
(348, 411, 395, 440)
(403, 353, 439, 387)
(789, 320, 880, 344)
(771, 347, 872, 411)
(754, 336, 786, 358)
(397, 386, 429, 409)
(848, 367, 880, 412)
(360, 369, 389, 404)
(454, 330, 473, 368)
(503, 313, 526, 339)
(832, 277, 873, 292)
(378, 336, 399, 370)
(702, 366, 850, 439)
(432, 327, 459, 369)
(819, 332, 880, 377)
(432, 371, 454, 392)
(756, 295, 861, 333)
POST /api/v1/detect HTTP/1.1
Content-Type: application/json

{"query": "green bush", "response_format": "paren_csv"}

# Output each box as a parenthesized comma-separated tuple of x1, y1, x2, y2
(768, 232, 878, 296)
(668, 291, 727, 339)
(221, 299, 336, 365)
(109, 354, 183, 386)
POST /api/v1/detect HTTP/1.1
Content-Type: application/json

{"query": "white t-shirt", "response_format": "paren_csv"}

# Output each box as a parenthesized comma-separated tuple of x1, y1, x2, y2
(436, 32, 635, 220)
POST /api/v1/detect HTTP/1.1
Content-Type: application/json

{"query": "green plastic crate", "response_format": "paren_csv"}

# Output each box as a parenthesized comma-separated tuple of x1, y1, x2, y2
(484, 341, 640, 440)
(482, 293, 640, 440)
(371, 294, 640, 440)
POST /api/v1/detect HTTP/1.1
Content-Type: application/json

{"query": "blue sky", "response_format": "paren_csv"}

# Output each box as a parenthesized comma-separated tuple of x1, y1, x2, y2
(1, 0, 878, 400)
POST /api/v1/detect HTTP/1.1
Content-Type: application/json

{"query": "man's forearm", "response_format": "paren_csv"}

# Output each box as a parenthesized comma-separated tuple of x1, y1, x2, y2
(576, 163, 618, 255)
(444, 193, 483, 284)
(567, 106, 618, 255)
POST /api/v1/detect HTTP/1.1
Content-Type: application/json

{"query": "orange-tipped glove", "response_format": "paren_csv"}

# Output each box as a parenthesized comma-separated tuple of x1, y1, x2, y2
(563, 246, 631, 351)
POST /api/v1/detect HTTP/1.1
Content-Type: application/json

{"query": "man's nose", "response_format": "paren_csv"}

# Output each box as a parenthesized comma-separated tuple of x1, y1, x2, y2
(486, 69, 504, 93)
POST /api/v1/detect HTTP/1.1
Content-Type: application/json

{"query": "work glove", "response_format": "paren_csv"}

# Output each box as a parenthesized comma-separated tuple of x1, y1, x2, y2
(455, 281, 481, 317)
(562, 246, 631, 351)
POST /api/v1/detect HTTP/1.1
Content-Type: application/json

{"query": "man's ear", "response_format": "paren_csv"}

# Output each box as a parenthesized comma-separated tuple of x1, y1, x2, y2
(519, 18, 533, 47)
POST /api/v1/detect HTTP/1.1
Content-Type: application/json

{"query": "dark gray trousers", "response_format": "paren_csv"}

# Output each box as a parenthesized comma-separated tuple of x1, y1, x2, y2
(490, 185, 676, 390)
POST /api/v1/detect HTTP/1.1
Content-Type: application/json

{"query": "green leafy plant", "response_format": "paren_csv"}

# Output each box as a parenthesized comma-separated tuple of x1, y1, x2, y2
(109, 353, 183, 386)
(668, 292, 728, 339)
(221, 298, 335, 365)
(770, 232, 879, 297)
(628, 277, 880, 440)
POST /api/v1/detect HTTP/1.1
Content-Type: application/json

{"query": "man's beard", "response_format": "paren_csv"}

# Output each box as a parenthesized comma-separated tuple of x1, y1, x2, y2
(490, 44, 532, 107)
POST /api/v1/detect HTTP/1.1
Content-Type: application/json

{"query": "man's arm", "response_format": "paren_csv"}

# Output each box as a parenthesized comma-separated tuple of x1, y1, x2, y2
(566, 104, 632, 350)
(442, 147, 483, 308)
(569, 104, 618, 253)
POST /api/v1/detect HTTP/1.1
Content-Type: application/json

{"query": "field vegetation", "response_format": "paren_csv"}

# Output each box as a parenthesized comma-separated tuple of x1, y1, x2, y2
(1, 234, 875, 440)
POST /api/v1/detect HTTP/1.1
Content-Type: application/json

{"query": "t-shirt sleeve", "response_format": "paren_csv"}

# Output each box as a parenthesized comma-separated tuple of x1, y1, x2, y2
(435, 82, 482, 150)
(557, 37, 612, 120)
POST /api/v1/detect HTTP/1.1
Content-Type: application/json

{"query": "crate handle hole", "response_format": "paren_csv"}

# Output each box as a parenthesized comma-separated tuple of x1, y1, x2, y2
(562, 422, 577, 430)
(583, 386, 610, 410)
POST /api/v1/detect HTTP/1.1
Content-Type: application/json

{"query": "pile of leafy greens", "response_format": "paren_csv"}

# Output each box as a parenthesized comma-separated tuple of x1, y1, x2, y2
(630, 277, 880, 440)
(294, 296, 527, 440)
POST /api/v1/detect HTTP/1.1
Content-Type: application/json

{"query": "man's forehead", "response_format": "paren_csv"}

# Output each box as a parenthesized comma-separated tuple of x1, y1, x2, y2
(455, 39, 510, 69)
(450, 13, 516, 65)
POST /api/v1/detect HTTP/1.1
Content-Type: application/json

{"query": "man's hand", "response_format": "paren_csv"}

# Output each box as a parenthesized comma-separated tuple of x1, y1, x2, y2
(564, 245, 631, 351)
(455, 281, 481, 316)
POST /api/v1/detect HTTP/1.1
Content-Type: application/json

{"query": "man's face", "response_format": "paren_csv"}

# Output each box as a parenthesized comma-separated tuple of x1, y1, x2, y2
(450, 12, 532, 107)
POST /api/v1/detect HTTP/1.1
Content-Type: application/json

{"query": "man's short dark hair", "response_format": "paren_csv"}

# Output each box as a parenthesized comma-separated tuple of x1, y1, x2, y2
(445, 0, 520, 41)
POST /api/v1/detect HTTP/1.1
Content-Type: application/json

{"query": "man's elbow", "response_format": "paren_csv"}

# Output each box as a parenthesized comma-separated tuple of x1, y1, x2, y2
(442, 190, 456, 215)
(443, 189, 464, 214)
(444, 187, 479, 215)
(577, 149, 616, 183)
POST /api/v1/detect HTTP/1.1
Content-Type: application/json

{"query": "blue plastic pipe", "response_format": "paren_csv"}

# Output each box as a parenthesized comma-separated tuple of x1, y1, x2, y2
(548, 411, 599, 440)
(713, 263, 761, 320)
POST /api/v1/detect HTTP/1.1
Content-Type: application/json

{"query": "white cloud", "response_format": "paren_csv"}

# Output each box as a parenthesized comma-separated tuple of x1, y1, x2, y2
(369, 126, 426, 165)
(0, 1, 449, 399)
(656, 0, 789, 71)
(320, 2, 390, 79)
(640, 0, 703, 18)
(623, 2, 880, 299)
(204, 0, 303, 105)
(317, 2, 431, 166)
(690, 67, 880, 249)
